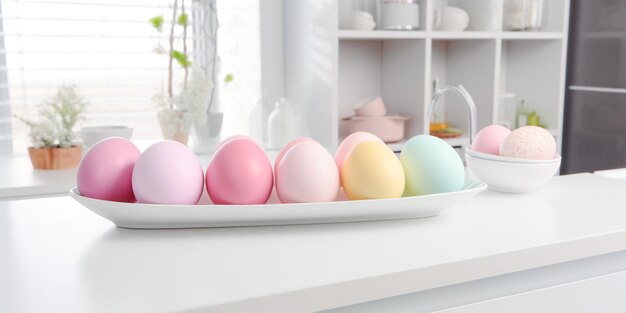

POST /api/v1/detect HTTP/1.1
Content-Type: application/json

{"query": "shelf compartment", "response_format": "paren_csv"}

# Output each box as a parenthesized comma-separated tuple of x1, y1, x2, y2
(430, 39, 498, 136)
(338, 39, 427, 141)
(435, 0, 502, 32)
(498, 39, 564, 131)
(338, 0, 428, 32)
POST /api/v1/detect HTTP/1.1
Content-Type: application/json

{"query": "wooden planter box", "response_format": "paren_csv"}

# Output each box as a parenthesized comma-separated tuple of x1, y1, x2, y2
(28, 146, 82, 170)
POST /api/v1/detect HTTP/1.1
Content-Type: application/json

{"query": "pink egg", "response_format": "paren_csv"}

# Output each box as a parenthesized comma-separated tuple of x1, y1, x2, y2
(216, 135, 252, 150)
(335, 132, 383, 172)
(206, 137, 273, 205)
(276, 141, 339, 203)
(132, 141, 204, 205)
(77, 137, 140, 202)
(500, 126, 556, 160)
(471, 124, 511, 155)
(274, 137, 316, 179)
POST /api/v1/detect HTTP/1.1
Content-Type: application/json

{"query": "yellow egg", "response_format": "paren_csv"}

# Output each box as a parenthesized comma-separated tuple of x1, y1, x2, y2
(341, 141, 405, 200)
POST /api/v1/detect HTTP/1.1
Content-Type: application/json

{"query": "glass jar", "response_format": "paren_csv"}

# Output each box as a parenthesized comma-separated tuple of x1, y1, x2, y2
(503, 0, 546, 31)
(381, 0, 420, 30)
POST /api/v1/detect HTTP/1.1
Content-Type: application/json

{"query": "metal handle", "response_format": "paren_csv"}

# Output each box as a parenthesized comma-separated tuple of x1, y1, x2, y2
(426, 79, 477, 145)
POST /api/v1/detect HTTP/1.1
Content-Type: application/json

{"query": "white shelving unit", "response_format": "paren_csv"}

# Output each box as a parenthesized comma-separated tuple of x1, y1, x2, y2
(282, 0, 570, 152)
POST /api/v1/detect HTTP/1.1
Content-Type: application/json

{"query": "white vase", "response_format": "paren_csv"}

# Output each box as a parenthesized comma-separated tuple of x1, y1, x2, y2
(268, 98, 307, 149)
(158, 108, 191, 145)
(189, 112, 223, 154)
(247, 97, 266, 144)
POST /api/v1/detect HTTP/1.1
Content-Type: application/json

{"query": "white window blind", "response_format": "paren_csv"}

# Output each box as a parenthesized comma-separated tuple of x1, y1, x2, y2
(0, 0, 197, 154)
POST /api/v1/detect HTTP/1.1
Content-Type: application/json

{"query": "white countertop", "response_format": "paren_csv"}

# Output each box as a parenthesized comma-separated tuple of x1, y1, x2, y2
(595, 168, 626, 181)
(2, 173, 626, 313)
(0, 155, 77, 199)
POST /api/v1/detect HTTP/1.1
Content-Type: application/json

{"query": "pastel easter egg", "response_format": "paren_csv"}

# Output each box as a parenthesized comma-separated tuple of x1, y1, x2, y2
(335, 132, 384, 185)
(132, 140, 204, 205)
(77, 137, 140, 202)
(471, 124, 511, 155)
(341, 141, 405, 200)
(206, 137, 274, 205)
(275, 140, 339, 203)
(274, 137, 317, 179)
(400, 135, 465, 196)
(500, 126, 556, 160)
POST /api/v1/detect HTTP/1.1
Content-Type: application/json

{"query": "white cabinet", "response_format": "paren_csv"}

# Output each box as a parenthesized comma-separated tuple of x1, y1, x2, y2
(284, 0, 570, 151)
(438, 270, 626, 313)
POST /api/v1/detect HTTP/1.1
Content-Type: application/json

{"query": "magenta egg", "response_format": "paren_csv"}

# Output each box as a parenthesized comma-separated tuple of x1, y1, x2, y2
(77, 137, 140, 202)
(132, 141, 204, 205)
(206, 137, 273, 205)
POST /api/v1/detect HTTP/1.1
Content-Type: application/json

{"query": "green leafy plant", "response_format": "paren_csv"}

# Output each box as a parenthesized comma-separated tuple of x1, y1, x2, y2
(15, 85, 88, 148)
(149, 15, 164, 31)
(171, 50, 191, 68)
(177, 13, 188, 26)
(149, 0, 191, 105)
(223, 73, 234, 83)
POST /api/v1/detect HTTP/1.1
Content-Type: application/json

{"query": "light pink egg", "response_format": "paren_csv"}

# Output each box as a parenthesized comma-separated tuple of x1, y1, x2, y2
(132, 141, 204, 205)
(276, 141, 339, 203)
(471, 124, 511, 155)
(206, 137, 273, 205)
(274, 137, 316, 179)
(77, 137, 140, 202)
(335, 132, 383, 172)
(500, 126, 556, 160)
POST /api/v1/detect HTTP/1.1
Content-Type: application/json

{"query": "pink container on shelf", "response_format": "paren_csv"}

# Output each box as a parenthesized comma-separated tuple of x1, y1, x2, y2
(353, 96, 387, 117)
(344, 115, 409, 143)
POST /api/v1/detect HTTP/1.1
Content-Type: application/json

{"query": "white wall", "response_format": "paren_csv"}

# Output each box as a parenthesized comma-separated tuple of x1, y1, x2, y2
(259, 0, 284, 145)
(283, 0, 338, 147)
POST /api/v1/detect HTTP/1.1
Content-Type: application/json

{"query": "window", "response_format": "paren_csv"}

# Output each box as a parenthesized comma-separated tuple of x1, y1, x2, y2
(0, 0, 263, 155)
(0, 0, 197, 154)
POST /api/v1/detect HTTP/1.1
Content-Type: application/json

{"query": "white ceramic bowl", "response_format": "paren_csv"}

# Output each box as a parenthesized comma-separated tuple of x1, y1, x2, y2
(352, 12, 376, 30)
(79, 126, 133, 147)
(465, 149, 561, 194)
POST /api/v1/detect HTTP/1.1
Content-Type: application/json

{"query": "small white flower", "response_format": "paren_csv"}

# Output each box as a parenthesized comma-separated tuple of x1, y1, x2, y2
(154, 66, 213, 133)
(152, 43, 167, 55)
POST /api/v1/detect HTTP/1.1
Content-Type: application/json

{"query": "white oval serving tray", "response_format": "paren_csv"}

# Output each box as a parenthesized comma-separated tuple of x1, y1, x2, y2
(69, 180, 485, 229)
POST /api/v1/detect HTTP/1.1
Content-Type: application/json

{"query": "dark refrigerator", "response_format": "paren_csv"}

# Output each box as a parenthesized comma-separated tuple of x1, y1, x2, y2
(563, 0, 626, 174)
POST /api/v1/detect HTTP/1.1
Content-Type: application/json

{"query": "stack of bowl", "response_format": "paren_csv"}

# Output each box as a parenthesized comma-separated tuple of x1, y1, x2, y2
(343, 96, 409, 143)
(79, 126, 133, 148)
(465, 148, 561, 193)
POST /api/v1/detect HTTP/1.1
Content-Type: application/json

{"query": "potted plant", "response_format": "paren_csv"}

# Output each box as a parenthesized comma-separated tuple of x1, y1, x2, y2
(15, 85, 88, 170)
(149, 0, 212, 145)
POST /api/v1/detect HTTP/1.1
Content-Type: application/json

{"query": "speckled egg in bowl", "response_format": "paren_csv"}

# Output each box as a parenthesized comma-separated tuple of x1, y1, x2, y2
(465, 126, 561, 193)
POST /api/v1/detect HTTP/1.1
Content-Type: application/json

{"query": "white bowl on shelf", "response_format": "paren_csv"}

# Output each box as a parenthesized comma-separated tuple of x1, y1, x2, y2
(465, 148, 561, 194)
(79, 125, 133, 147)
(351, 11, 376, 31)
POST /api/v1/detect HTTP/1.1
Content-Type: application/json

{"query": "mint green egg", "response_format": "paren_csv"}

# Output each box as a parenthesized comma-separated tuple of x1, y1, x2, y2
(400, 135, 465, 196)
